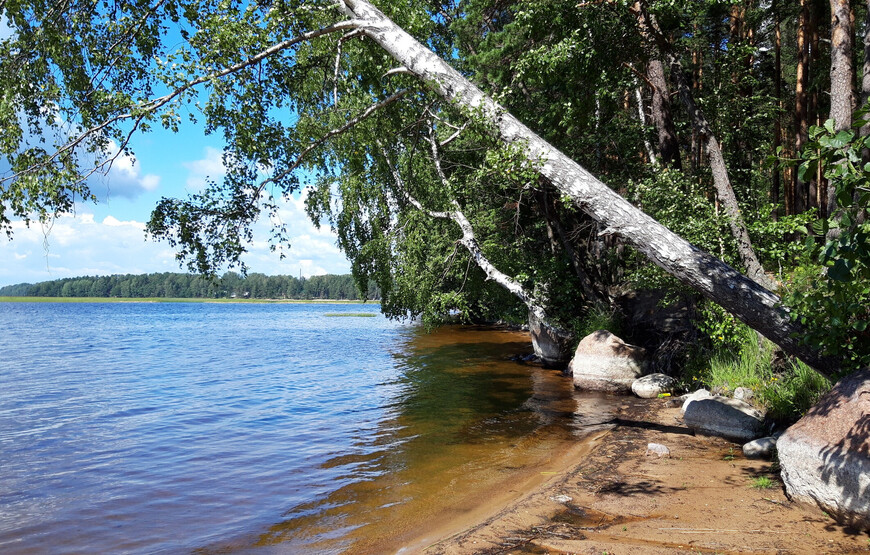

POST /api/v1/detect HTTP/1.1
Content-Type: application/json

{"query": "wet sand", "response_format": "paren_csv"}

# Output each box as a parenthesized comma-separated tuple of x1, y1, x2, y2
(415, 397, 870, 554)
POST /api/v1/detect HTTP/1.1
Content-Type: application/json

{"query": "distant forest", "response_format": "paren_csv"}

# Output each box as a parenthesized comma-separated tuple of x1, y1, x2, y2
(0, 272, 380, 301)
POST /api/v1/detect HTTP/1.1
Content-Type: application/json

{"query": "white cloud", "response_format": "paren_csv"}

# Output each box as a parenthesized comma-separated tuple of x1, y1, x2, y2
(87, 141, 162, 200)
(182, 146, 225, 191)
(0, 188, 351, 287)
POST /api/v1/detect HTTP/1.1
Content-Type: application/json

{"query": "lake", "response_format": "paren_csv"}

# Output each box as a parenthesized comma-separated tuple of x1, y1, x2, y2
(0, 302, 616, 553)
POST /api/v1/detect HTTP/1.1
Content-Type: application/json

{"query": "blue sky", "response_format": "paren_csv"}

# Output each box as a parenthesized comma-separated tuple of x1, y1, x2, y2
(0, 122, 351, 287)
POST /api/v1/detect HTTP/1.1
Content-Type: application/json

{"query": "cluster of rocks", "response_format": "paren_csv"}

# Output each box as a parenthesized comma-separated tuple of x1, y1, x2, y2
(565, 330, 870, 531)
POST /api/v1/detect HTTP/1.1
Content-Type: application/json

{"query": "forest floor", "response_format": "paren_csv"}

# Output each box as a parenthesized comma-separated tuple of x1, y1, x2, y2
(418, 397, 870, 555)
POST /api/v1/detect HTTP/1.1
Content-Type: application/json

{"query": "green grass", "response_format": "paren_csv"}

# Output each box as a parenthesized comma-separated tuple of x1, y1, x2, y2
(323, 312, 377, 317)
(703, 325, 831, 423)
(0, 296, 376, 304)
(750, 476, 776, 490)
(572, 303, 623, 338)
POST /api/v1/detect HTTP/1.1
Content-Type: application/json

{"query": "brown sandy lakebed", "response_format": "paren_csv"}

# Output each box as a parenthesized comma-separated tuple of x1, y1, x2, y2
(410, 396, 870, 554)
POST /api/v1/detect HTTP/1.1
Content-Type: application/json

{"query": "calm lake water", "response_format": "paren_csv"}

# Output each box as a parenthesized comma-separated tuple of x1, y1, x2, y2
(0, 302, 616, 553)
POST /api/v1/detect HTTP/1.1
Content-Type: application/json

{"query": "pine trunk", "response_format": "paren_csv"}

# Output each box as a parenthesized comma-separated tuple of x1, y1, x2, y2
(647, 59, 681, 170)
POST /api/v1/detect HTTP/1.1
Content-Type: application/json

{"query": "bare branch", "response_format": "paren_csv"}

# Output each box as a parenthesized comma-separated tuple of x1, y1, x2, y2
(439, 120, 469, 148)
(383, 67, 413, 78)
(334, 29, 366, 105)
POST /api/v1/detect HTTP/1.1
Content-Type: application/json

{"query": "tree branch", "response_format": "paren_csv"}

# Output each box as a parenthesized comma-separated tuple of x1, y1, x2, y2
(1, 19, 363, 187)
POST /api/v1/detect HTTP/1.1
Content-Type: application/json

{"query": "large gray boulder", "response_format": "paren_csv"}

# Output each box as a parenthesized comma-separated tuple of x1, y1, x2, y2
(777, 368, 870, 531)
(682, 396, 765, 442)
(632, 373, 678, 398)
(569, 330, 646, 393)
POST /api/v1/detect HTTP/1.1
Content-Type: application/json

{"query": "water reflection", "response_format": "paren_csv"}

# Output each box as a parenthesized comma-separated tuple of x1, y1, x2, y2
(253, 325, 617, 554)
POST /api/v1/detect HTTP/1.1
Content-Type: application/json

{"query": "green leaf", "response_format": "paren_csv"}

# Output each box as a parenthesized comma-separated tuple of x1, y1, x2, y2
(837, 189, 853, 207)
(841, 212, 853, 228)
(824, 119, 836, 134)
(827, 259, 852, 282)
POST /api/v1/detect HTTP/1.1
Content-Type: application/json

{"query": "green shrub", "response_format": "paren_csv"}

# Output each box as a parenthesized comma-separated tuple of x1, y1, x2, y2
(783, 118, 870, 371)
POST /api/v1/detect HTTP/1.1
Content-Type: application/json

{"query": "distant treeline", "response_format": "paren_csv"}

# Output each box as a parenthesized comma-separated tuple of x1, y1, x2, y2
(0, 272, 380, 300)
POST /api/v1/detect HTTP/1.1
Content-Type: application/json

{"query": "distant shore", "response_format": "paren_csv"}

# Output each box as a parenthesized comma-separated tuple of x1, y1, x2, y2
(0, 296, 378, 304)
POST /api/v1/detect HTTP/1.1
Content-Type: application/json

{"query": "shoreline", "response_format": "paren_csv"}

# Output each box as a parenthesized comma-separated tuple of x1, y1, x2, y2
(0, 296, 378, 304)
(419, 397, 870, 554)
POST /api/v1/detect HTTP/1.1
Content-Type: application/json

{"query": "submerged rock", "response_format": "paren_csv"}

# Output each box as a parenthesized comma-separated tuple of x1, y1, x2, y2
(682, 396, 765, 442)
(632, 373, 678, 398)
(777, 368, 870, 531)
(569, 330, 646, 393)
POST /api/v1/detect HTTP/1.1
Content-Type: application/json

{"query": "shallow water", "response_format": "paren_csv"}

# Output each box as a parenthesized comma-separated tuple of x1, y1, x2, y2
(0, 302, 616, 553)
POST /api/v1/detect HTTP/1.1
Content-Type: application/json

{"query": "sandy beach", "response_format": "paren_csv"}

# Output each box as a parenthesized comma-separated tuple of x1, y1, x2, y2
(415, 396, 870, 554)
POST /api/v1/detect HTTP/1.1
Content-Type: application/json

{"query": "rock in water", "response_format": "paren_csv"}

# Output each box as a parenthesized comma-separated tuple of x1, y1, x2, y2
(528, 309, 573, 368)
(682, 396, 765, 442)
(569, 330, 646, 393)
(632, 373, 678, 398)
(777, 368, 870, 531)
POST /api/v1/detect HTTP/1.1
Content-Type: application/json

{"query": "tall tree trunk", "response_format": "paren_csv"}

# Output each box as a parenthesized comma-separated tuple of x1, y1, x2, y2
(772, 0, 782, 220)
(828, 0, 855, 233)
(633, 2, 773, 290)
(862, 0, 870, 153)
(809, 2, 821, 213)
(647, 59, 681, 169)
(829, 0, 855, 132)
(634, 86, 658, 165)
(795, 0, 810, 215)
(337, 0, 835, 374)
(860, 0, 870, 225)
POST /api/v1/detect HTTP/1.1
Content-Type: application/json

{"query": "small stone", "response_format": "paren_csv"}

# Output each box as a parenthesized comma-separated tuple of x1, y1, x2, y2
(645, 442, 671, 458)
(743, 437, 777, 459)
(632, 373, 678, 398)
(734, 387, 755, 402)
(550, 494, 573, 503)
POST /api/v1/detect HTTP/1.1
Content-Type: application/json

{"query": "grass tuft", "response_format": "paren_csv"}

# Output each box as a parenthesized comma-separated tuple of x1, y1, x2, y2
(750, 476, 776, 489)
